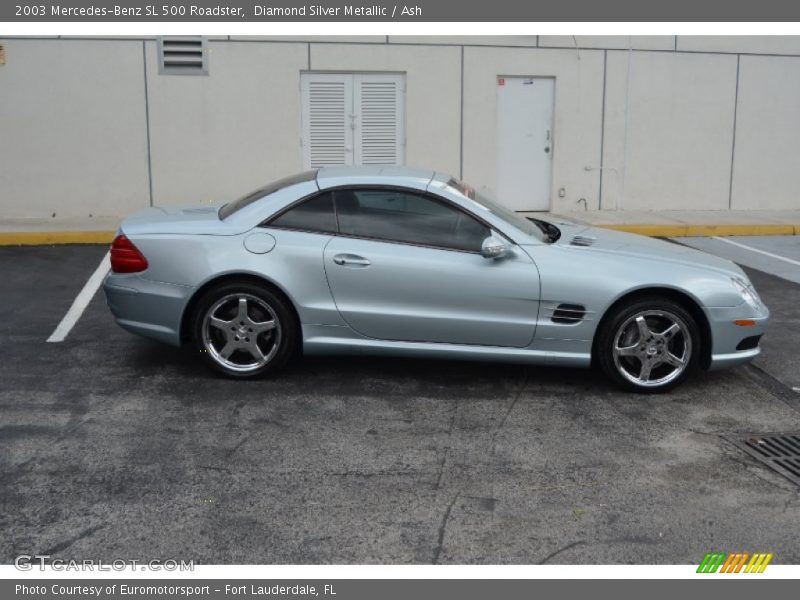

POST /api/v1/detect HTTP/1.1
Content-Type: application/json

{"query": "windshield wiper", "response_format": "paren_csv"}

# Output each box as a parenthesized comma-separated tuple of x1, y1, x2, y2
(527, 218, 561, 244)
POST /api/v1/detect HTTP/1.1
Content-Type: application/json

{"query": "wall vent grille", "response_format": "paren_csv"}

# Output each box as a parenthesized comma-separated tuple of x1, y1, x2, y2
(158, 37, 208, 76)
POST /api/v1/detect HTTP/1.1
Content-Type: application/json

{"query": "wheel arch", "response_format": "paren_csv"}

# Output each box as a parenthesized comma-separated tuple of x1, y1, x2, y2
(592, 286, 713, 370)
(179, 272, 302, 346)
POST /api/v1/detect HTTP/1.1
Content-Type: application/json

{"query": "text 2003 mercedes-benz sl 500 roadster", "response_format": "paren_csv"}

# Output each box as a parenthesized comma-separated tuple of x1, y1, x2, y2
(103, 167, 769, 392)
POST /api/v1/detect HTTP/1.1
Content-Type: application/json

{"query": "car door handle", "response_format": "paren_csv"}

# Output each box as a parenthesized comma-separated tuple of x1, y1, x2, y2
(332, 254, 371, 267)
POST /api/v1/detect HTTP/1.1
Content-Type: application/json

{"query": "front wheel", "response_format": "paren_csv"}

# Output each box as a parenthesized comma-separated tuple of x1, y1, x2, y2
(596, 297, 700, 393)
(191, 281, 298, 379)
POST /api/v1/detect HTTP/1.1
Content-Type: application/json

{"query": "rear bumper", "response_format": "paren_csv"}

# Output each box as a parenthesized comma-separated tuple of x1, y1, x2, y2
(704, 304, 769, 371)
(103, 273, 192, 347)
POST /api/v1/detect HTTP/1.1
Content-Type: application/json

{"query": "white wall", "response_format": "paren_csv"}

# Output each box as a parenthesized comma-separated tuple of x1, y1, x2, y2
(601, 51, 738, 211)
(462, 46, 604, 212)
(145, 40, 307, 207)
(539, 36, 675, 51)
(677, 36, 800, 55)
(2, 35, 800, 220)
(390, 35, 538, 47)
(731, 55, 800, 210)
(0, 38, 150, 218)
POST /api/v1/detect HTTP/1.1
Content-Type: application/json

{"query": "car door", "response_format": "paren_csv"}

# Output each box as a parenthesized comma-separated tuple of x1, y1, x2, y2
(323, 187, 540, 347)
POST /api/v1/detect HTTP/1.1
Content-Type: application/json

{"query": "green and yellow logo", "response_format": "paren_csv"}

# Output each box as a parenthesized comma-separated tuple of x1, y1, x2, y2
(697, 552, 773, 573)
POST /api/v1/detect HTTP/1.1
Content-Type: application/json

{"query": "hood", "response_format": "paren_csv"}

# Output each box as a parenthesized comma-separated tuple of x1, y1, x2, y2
(120, 205, 251, 236)
(551, 222, 745, 278)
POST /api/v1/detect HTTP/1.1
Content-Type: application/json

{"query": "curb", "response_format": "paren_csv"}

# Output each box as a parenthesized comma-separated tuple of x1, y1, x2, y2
(0, 224, 797, 246)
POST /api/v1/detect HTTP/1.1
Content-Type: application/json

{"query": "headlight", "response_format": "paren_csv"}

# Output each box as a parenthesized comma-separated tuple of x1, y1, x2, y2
(731, 277, 764, 310)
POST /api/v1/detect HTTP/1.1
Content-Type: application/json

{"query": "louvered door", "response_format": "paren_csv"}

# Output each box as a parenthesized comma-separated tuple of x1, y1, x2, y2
(354, 74, 405, 166)
(301, 74, 353, 169)
(301, 73, 405, 169)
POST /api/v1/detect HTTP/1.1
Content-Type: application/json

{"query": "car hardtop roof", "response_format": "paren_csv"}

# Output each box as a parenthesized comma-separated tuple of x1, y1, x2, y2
(316, 166, 441, 191)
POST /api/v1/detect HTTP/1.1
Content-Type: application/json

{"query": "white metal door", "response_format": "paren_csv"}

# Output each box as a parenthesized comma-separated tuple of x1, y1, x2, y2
(301, 73, 354, 168)
(301, 73, 405, 169)
(354, 74, 405, 166)
(496, 76, 555, 211)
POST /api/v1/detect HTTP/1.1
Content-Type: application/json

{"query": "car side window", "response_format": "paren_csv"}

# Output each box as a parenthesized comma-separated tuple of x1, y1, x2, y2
(334, 189, 490, 252)
(267, 192, 338, 234)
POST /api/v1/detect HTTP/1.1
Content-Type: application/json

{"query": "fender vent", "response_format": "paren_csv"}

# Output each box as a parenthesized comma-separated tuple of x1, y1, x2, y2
(552, 303, 586, 324)
(570, 235, 596, 247)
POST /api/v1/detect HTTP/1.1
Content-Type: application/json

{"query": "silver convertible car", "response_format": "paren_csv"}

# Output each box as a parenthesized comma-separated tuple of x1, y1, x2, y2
(103, 167, 769, 392)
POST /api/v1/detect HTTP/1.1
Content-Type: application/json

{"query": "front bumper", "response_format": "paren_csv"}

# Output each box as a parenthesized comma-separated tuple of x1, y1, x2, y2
(103, 273, 192, 347)
(704, 303, 769, 371)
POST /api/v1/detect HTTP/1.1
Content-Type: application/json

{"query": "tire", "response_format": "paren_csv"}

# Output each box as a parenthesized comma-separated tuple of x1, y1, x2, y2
(191, 280, 299, 379)
(595, 296, 701, 393)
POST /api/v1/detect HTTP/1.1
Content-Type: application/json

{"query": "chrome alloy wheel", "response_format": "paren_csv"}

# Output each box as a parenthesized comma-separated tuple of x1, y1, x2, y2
(612, 310, 692, 388)
(201, 293, 282, 373)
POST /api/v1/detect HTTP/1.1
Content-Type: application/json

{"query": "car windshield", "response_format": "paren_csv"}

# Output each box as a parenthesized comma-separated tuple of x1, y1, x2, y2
(218, 170, 317, 220)
(446, 179, 554, 243)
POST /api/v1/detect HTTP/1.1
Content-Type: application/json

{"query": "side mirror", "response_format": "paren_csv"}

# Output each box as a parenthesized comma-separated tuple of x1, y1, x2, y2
(481, 235, 510, 259)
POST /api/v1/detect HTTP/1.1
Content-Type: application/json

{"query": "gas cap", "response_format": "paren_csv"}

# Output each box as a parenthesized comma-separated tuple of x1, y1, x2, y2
(243, 232, 276, 254)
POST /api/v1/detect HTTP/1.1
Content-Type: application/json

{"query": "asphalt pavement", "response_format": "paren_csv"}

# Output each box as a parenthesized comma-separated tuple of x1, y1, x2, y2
(1, 241, 799, 564)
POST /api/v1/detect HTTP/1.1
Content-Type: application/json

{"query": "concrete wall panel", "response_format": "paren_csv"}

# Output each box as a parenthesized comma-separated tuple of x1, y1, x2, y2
(731, 55, 800, 210)
(601, 51, 737, 211)
(677, 36, 800, 55)
(390, 36, 538, 47)
(539, 36, 675, 51)
(145, 40, 307, 207)
(0, 39, 150, 218)
(231, 36, 384, 43)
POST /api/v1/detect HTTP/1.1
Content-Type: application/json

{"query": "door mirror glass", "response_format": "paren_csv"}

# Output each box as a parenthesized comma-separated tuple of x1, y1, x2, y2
(481, 235, 510, 259)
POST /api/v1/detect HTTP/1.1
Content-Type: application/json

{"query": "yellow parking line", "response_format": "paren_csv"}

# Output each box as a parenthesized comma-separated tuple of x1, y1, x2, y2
(598, 224, 798, 238)
(0, 224, 797, 245)
(0, 231, 115, 246)
(599, 224, 689, 237)
(687, 224, 796, 237)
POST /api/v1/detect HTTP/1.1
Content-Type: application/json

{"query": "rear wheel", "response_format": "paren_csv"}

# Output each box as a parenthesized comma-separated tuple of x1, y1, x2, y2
(596, 297, 700, 393)
(191, 281, 298, 378)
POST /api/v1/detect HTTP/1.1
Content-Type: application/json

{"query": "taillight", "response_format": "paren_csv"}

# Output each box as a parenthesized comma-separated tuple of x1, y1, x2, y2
(110, 234, 149, 273)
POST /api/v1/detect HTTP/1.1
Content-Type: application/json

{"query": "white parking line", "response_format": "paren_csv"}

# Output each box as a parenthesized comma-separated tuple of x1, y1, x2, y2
(712, 236, 800, 267)
(46, 252, 110, 343)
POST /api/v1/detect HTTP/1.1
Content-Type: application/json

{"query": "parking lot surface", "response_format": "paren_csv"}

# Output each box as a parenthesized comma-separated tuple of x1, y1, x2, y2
(680, 235, 800, 285)
(1, 241, 800, 564)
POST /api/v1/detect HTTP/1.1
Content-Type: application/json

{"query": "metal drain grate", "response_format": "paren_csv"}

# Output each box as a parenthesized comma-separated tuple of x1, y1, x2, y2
(726, 433, 800, 486)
